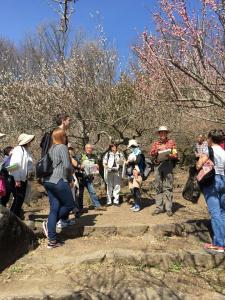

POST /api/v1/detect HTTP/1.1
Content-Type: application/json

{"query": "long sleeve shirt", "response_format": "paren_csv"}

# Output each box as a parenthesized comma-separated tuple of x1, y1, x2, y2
(44, 144, 72, 184)
(149, 139, 177, 160)
(10, 146, 33, 182)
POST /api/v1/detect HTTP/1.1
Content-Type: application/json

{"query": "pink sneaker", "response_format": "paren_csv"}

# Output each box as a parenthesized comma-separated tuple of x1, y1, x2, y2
(204, 243, 224, 254)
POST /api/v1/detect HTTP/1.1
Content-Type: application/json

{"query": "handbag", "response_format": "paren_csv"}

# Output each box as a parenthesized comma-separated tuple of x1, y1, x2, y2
(182, 166, 201, 203)
(0, 175, 6, 197)
(196, 147, 215, 186)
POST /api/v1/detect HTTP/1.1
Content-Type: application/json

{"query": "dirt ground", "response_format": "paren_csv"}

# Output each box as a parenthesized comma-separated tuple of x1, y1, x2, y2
(1, 169, 225, 300)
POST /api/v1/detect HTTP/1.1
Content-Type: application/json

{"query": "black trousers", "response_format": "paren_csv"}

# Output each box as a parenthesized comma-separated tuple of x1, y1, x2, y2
(132, 188, 141, 207)
(10, 181, 27, 218)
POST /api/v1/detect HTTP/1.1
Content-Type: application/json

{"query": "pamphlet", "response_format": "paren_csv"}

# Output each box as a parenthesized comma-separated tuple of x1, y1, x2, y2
(158, 149, 171, 162)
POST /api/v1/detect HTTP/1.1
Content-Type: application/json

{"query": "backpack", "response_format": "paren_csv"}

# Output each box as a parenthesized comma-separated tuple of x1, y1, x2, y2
(40, 131, 53, 158)
(36, 153, 54, 179)
(36, 149, 61, 179)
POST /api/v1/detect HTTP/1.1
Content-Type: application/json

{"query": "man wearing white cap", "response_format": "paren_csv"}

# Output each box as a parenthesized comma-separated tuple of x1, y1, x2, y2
(150, 126, 178, 216)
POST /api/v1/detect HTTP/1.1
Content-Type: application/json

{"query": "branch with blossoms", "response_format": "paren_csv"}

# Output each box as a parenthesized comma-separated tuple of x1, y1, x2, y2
(134, 0, 225, 123)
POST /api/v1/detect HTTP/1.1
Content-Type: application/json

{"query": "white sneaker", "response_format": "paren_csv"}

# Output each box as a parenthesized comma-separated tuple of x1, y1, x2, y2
(57, 219, 75, 229)
(130, 206, 135, 210)
(132, 206, 141, 212)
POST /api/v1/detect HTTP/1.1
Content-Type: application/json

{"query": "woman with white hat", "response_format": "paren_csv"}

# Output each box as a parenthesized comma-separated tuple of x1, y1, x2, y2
(9, 133, 35, 218)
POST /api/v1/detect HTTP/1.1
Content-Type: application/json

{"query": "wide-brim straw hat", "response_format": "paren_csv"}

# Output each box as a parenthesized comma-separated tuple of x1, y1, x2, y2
(127, 139, 138, 148)
(157, 126, 170, 133)
(0, 133, 6, 139)
(18, 133, 35, 146)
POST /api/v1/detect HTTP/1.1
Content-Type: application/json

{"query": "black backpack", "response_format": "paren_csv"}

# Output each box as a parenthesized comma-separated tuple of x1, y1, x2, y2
(40, 131, 53, 158)
(36, 153, 54, 179)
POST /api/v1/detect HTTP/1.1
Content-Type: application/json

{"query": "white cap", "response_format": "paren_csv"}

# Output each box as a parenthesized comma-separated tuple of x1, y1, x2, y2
(127, 139, 138, 148)
(157, 126, 170, 133)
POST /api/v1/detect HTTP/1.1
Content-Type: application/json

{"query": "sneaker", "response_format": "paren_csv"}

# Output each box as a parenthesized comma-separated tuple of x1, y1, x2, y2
(204, 243, 224, 254)
(166, 210, 173, 217)
(151, 208, 164, 216)
(47, 240, 63, 249)
(106, 203, 112, 207)
(42, 221, 48, 238)
(114, 203, 120, 207)
(130, 205, 135, 210)
(57, 219, 75, 229)
(132, 205, 141, 212)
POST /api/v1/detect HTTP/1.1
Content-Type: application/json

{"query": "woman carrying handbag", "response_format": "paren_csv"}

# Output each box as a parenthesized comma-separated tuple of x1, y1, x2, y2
(196, 129, 225, 254)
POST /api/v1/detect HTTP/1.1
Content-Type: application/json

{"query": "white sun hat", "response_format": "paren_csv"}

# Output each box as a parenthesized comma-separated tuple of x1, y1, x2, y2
(18, 133, 35, 146)
(127, 139, 138, 148)
(0, 133, 6, 139)
(157, 126, 170, 133)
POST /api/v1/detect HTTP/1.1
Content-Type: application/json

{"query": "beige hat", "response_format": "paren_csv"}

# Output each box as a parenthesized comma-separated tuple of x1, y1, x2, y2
(157, 126, 170, 133)
(0, 133, 6, 139)
(128, 139, 138, 148)
(18, 133, 35, 146)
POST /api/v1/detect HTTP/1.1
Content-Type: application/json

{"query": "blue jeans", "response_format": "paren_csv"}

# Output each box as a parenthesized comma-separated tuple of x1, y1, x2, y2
(78, 177, 100, 209)
(202, 175, 225, 247)
(44, 179, 75, 241)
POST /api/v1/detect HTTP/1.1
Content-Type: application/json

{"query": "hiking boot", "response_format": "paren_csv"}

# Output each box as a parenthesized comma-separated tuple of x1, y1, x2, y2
(204, 243, 224, 254)
(152, 208, 164, 216)
(42, 221, 48, 238)
(47, 240, 63, 249)
(166, 210, 173, 217)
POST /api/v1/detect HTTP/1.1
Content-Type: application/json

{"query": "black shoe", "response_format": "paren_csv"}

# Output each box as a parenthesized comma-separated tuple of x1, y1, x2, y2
(152, 208, 164, 216)
(167, 210, 173, 217)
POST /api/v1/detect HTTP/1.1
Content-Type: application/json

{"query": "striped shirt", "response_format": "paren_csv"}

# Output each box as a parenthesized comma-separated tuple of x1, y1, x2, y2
(44, 144, 72, 184)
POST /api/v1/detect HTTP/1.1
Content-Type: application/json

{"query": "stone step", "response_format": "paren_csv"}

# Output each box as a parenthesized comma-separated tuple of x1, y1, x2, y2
(34, 219, 211, 242)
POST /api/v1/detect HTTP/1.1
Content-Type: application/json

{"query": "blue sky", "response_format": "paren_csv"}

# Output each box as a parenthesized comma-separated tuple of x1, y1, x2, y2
(0, 0, 157, 64)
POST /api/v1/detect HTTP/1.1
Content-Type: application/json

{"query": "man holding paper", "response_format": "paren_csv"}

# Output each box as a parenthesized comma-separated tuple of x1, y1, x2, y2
(150, 126, 178, 216)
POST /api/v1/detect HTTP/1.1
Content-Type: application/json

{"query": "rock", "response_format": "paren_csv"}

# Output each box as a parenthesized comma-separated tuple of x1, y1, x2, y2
(0, 205, 38, 272)
(24, 220, 36, 231)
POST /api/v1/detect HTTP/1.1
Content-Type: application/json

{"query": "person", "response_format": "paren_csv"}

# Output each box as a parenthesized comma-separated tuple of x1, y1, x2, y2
(0, 146, 15, 207)
(128, 166, 143, 212)
(150, 126, 178, 217)
(194, 134, 208, 158)
(126, 139, 145, 212)
(196, 129, 225, 254)
(9, 133, 35, 218)
(103, 143, 124, 206)
(76, 144, 106, 211)
(68, 143, 80, 210)
(40, 113, 70, 157)
(42, 128, 75, 249)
